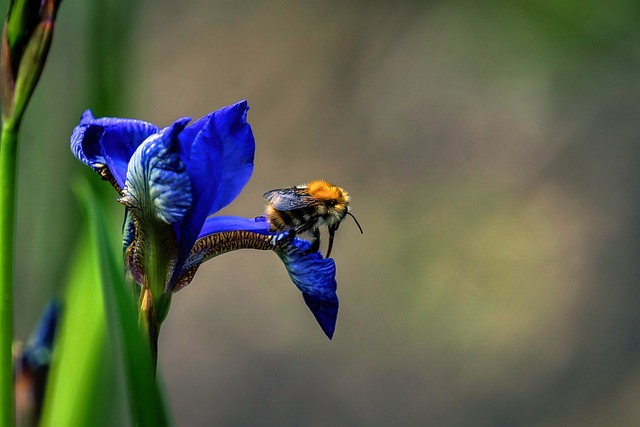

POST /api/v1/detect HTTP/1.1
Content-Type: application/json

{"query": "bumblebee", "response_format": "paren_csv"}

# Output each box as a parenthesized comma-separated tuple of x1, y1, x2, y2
(264, 179, 363, 257)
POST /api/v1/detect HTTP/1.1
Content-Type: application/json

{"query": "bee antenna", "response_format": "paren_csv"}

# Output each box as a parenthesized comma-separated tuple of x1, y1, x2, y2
(347, 212, 363, 234)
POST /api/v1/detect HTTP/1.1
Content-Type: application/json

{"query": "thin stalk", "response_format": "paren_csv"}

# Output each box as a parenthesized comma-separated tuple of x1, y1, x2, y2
(138, 224, 173, 372)
(0, 120, 19, 427)
(137, 286, 158, 371)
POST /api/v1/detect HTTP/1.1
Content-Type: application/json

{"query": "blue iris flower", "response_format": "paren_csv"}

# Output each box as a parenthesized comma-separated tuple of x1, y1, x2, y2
(70, 101, 338, 339)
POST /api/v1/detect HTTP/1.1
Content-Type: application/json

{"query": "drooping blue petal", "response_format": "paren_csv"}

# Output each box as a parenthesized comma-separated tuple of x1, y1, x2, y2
(100, 123, 160, 190)
(170, 216, 276, 292)
(274, 238, 339, 339)
(70, 110, 98, 166)
(195, 216, 339, 338)
(70, 109, 160, 189)
(120, 118, 193, 224)
(178, 101, 255, 216)
(70, 123, 105, 170)
(70, 110, 104, 169)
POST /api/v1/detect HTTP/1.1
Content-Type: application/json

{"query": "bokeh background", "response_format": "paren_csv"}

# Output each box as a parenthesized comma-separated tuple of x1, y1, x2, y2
(6, 0, 640, 425)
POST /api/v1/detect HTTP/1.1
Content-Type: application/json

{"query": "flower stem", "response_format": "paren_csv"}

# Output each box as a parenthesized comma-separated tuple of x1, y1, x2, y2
(136, 222, 174, 371)
(0, 120, 19, 427)
(138, 286, 158, 371)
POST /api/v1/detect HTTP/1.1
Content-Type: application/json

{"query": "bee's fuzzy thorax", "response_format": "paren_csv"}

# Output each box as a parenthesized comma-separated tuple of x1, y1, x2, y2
(306, 180, 349, 205)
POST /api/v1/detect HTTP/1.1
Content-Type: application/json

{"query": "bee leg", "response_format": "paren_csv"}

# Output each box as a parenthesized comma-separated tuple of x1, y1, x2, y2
(325, 225, 337, 258)
(285, 229, 297, 242)
(308, 229, 321, 254)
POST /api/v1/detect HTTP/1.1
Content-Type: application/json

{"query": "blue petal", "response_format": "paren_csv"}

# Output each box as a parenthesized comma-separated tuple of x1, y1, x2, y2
(100, 123, 160, 190)
(274, 238, 339, 339)
(171, 216, 276, 291)
(71, 125, 104, 170)
(79, 110, 95, 125)
(171, 101, 255, 278)
(121, 118, 193, 224)
(180, 101, 255, 216)
(70, 110, 104, 169)
(178, 216, 339, 338)
(208, 101, 255, 214)
(173, 113, 223, 276)
(70, 109, 160, 189)
(197, 215, 272, 239)
(70, 110, 99, 166)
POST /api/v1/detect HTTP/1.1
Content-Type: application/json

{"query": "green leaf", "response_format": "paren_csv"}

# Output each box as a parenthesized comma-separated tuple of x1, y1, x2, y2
(39, 227, 126, 426)
(40, 180, 171, 426)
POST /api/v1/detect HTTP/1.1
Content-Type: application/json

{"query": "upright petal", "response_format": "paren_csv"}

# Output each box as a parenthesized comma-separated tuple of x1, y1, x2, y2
(171, 112, 223, 285)
(119, 118, 192, 224)
(170, 101, 255, 287)
(179, 100, 255, 216)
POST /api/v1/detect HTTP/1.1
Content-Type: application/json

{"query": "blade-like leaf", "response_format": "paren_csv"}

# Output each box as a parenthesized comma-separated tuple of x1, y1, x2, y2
(79, 180, 172, 427)
(39, 230, 126, 427)
(40, 180, 171, 426)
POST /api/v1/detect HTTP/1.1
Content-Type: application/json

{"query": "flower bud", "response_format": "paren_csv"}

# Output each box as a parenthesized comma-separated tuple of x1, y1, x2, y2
(1, 0, 61, 124)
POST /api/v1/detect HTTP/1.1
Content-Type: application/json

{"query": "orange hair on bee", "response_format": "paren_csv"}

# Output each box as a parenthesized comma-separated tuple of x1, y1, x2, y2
(306, 180, 349, 204)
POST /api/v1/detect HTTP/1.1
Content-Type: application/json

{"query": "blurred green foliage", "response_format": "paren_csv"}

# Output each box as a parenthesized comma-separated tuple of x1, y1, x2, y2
(39, 234, 123, 426)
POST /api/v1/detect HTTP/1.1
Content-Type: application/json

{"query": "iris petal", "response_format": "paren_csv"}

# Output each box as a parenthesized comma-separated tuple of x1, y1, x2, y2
(274, 238, 339, 339)
(205, 100, 255, 215)
(120, 118, 192, 224)
(171, 216, 275, 291)
(99, 123, 159, 190)
(184, 216, 339, 338)
(70, 109, 160, 190)
(70, 123, 105, 170)
(170, 113, 223, 288)
(177, 101, 254, 215)
(70, 110, 95, 165)
(79, 110, 95, 125)
(197, 215, 271, 238)
(169, 101, 254, 289)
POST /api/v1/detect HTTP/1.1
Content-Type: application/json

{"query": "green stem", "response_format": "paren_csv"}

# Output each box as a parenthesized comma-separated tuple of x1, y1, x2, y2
(0, 120, 19, 427)
(138, 222, 174, 372)
(138, 286, 158, 371)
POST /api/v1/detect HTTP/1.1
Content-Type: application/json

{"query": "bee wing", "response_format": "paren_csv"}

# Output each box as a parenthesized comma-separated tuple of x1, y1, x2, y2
(263, 187, 314, 211)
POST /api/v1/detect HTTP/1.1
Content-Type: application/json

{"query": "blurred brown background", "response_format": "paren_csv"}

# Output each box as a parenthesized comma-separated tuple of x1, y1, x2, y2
(9, 0, 640, 425)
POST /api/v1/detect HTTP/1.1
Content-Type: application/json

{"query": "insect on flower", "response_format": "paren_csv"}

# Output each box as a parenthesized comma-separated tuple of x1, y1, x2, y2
(264, 179, 363, 258)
